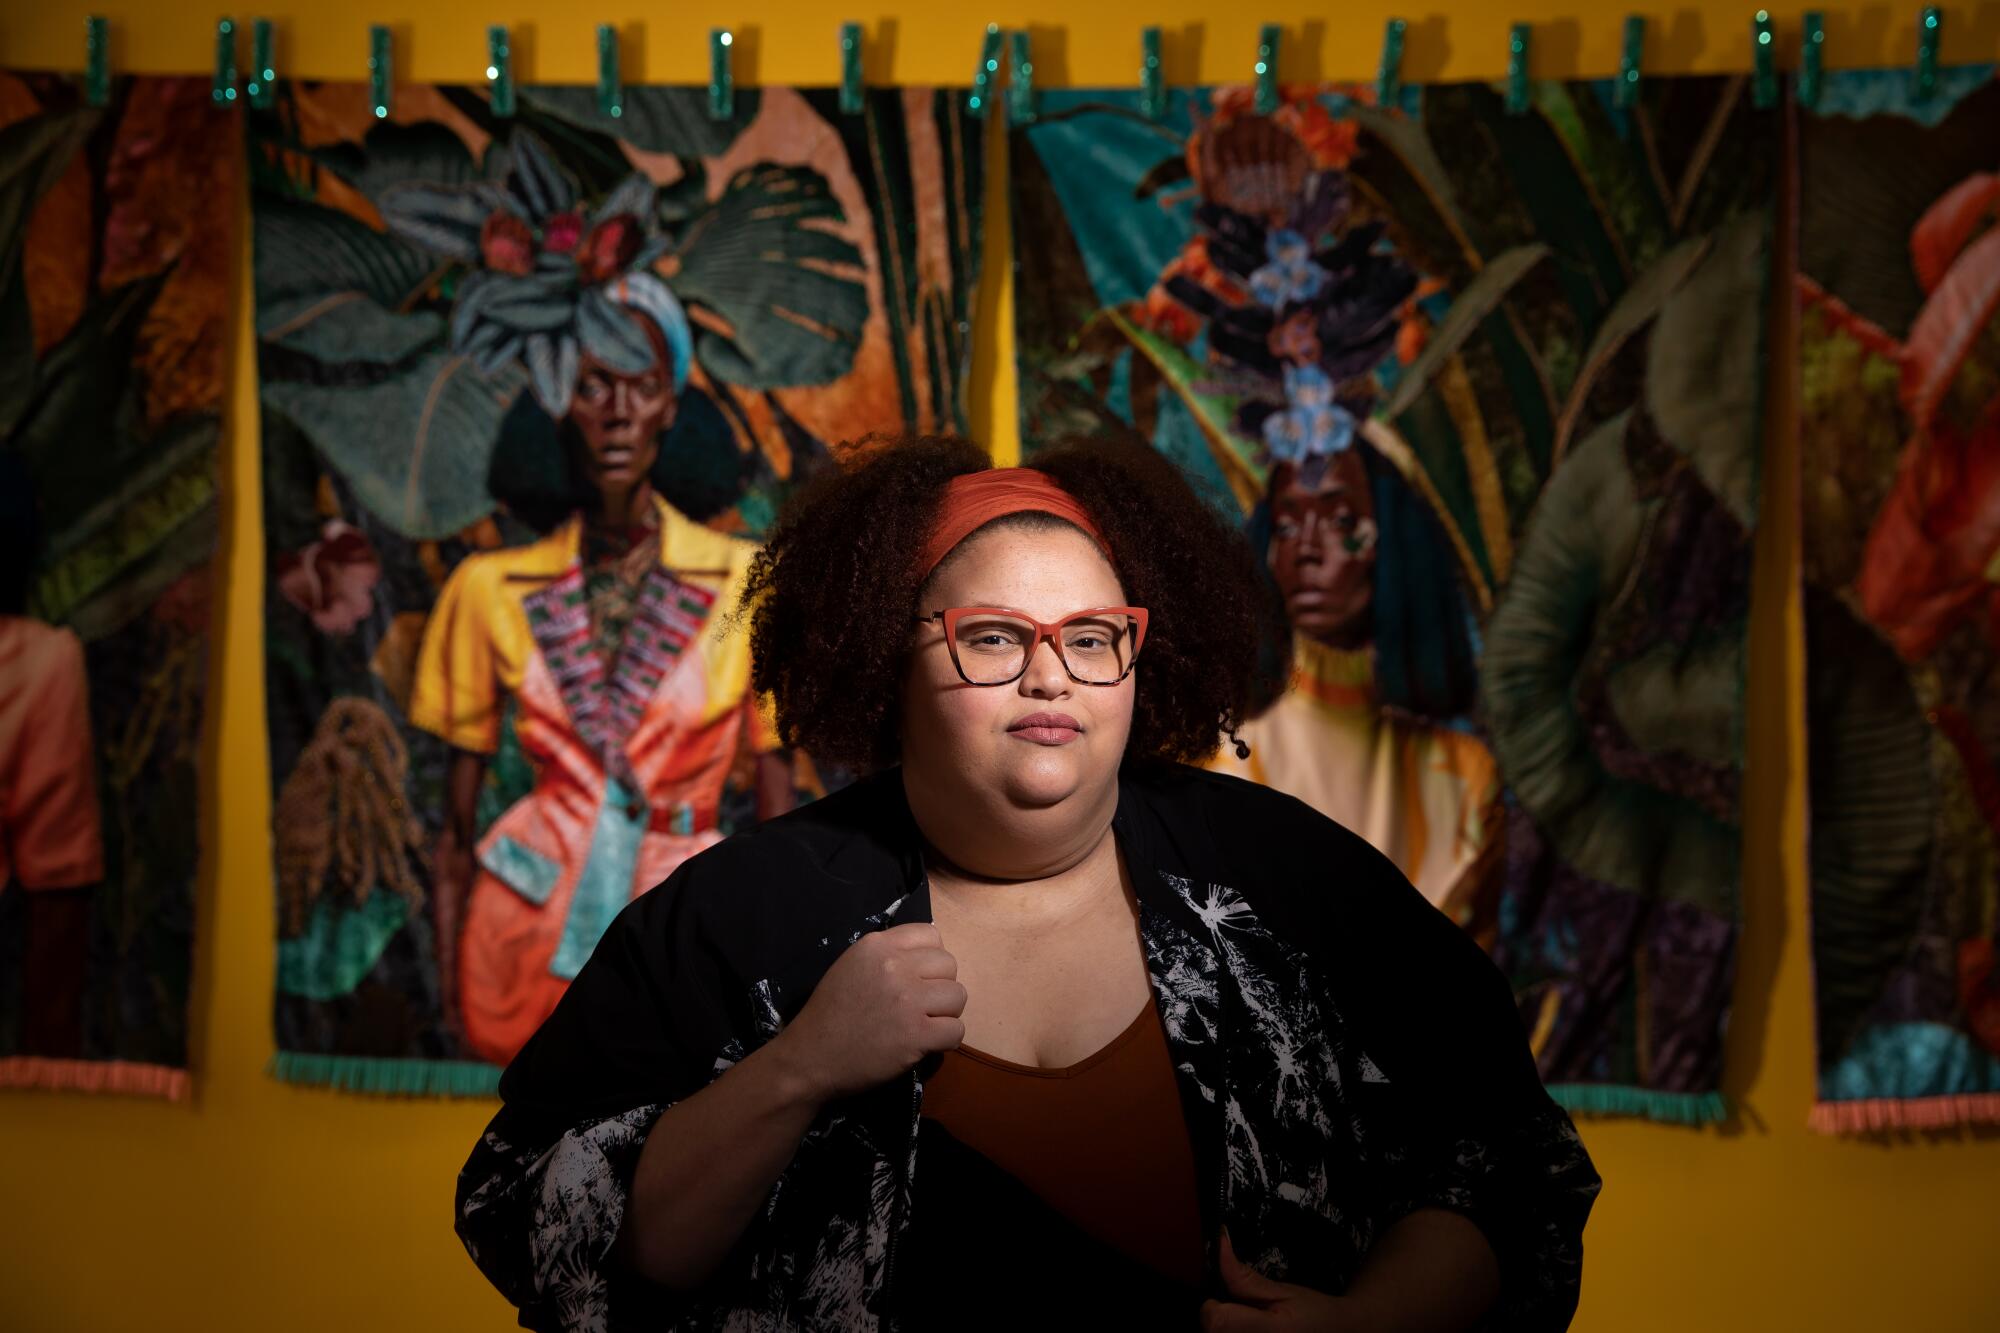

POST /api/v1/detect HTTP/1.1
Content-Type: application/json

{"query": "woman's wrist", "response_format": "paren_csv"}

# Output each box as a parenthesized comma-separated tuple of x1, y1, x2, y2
(753, 1030, 832, 1113)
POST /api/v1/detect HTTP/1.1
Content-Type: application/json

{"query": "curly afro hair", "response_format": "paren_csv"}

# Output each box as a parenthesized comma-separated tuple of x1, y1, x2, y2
(741, 434, 1274, 773)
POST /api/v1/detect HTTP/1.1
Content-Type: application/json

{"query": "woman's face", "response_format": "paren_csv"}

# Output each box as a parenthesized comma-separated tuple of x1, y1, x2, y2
(569, 322, 677, 495)
(1268, 451, 1376, 648)
(901, 523, 1136, 817)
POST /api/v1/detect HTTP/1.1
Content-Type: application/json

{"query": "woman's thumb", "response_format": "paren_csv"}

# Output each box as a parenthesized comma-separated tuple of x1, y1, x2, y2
(1218, 1227, 1288, 1302)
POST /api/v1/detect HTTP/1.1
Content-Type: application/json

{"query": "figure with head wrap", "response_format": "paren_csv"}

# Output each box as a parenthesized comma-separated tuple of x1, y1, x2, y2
(390, 137, 793, 1065)
(1138, 98, 1501, 921)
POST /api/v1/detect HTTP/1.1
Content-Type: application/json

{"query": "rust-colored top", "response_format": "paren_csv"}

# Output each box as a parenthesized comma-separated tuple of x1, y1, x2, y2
(919, 991, 1207, 1288)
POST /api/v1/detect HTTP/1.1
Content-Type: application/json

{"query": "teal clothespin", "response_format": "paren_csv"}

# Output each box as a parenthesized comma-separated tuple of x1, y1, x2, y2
(969, 24, 1003, 119)
(1140, 27, 1165, 121)
(1377, 19, 1406, 110)
(1008, 31, 1035, 125)
(1615, 16, 1644, 110)
(369, 25, 391, 120)
(597, 25, 622, 119)
(213, 18, 238, 108)
(1915, 7, 1941, 103)
(248, 18, 275, 109)
(710, 29, 734, 121)
(1505, 23, 1531, 114)
(487, 26, 514, 118)
(1798, 12, 1824, 108)
(840, 23, 864, 116)
(84, 15, 109, 108)
(1255, 25, 1281, 114)
(1751, 11, 1776, 109)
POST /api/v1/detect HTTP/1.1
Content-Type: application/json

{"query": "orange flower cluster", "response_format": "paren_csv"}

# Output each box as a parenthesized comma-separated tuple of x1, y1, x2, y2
(1136, 236, 1248, 341)
(1205, 85, 1367, 170)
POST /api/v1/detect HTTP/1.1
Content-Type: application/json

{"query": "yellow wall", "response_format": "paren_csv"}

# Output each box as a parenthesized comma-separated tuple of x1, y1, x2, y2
(3, 4, 1998, 1329)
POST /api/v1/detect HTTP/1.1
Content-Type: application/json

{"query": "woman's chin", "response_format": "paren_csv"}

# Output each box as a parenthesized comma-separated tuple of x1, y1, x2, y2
(994, 747, 1100, 810)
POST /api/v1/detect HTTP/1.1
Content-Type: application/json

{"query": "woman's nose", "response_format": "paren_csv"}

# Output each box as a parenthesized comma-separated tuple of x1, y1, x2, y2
(1019, 636, 1069, 696)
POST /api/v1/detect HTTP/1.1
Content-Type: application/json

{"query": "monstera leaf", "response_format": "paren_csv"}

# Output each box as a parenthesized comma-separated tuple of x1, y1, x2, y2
(261, 297, 527, 539)
(255, 196, 439, 312)
(521, 85, 761, 160)
(664, 164, 868, 389)
(311, 120, 486, 207)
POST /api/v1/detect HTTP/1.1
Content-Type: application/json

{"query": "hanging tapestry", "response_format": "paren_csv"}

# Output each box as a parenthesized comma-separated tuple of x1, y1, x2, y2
(1798, 65, 2000, 1133)
(0, 75, 230, 1100)
(1013, 78, 1774, 1123)
(252, 82, 983, 1094)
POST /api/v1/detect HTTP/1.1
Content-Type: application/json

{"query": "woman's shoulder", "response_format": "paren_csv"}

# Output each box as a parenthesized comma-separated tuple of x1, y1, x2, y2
(1124, 759, 1382, 862)
(1121, 760, 1425, 949)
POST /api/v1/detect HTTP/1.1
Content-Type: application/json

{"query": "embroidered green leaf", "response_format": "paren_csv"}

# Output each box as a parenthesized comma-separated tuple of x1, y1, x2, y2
(261, 296, 529, 538)
(667, 163, 868, 389)
(521, 84, 761, 159)
(1382, 243, 1550, 421)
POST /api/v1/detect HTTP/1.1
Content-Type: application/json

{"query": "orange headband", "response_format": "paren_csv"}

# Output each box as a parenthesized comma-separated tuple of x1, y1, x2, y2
(915, 467, 1112, 580)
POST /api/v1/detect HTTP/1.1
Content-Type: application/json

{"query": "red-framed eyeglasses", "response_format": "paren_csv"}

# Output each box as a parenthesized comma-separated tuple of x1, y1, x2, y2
(914, 606, 1150, 687)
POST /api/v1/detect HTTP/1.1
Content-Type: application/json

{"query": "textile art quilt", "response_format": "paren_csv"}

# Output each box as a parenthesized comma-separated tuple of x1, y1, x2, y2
(0, 75, 231, 1100)
(1013, 77, 1775, 1123)
(1797, 65, 2000, 1133)
(251, 81, 982, 1093)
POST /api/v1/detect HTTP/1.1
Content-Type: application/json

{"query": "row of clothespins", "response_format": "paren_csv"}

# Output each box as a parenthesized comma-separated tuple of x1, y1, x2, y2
(74, 9, 1955, 121)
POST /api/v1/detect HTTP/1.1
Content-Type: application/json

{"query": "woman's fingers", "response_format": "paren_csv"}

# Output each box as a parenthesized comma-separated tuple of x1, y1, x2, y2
(901, 947, 959, 979)
(917, 978, 968, 1017)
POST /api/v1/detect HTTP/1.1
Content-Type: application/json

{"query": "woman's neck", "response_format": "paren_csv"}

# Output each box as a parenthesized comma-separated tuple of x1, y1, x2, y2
(923, 813, 1125, 932)
(902, 767, 1123, 914)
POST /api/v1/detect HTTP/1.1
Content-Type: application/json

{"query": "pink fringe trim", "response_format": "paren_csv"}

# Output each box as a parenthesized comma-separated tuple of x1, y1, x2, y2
(1809, 1093, 2000, 1134)
(0, 1056, 189, 1102)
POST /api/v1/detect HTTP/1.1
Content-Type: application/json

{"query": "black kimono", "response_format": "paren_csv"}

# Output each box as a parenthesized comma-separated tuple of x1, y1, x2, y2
(456, 761, 1601, 1331)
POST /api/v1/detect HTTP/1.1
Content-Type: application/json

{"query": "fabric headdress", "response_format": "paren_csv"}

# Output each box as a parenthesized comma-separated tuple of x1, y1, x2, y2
(379, 129, 693, 418)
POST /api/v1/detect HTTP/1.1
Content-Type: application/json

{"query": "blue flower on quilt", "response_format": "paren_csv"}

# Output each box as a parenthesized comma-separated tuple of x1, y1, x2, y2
(1261, 364, 1356, 462)
(1249, 229, 1328, 309)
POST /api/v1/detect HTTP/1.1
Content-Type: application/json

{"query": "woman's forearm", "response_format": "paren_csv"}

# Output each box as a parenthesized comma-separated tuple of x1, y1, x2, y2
(1344, 1208, 1501, 1333)
(612, 1031, 830, 1291)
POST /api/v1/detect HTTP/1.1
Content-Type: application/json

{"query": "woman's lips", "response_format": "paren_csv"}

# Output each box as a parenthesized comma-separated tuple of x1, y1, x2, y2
(1008, 711, 1083, 745)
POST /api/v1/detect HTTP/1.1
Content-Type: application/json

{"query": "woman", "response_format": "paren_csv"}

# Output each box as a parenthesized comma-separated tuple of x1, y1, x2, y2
(1212, 438, 1501, 924)
(455, 436, 1599, 1331)
(410, 303, 792, 1068)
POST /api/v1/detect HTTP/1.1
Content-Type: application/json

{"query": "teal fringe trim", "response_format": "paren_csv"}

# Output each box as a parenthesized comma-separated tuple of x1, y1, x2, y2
(1546, 1083, 1728, 1125)
(267, 1051, 502, 1098)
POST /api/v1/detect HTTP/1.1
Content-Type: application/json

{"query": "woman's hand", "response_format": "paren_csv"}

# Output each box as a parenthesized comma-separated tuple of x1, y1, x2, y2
(769, 922, 966, 1103)
(1200, 1229, 1376, 1332)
